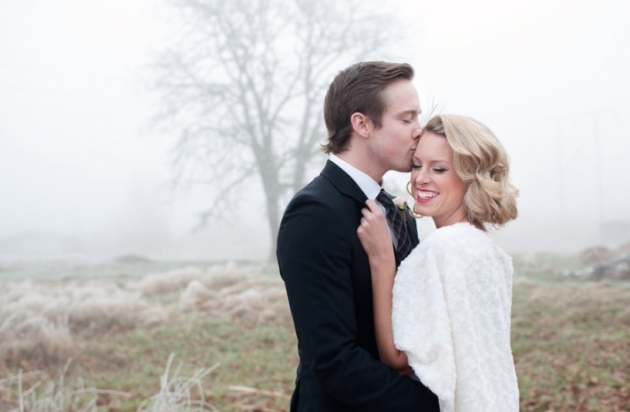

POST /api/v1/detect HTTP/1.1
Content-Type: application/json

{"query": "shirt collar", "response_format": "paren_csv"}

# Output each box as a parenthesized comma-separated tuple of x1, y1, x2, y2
(329, 154, 381, 200)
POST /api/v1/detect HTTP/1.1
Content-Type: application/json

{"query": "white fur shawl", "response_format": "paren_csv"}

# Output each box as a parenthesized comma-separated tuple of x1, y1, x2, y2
(392, 223, 519, 412)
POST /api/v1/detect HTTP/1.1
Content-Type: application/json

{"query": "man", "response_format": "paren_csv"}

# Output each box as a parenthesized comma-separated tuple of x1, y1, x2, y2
(277, 62, 439, 411)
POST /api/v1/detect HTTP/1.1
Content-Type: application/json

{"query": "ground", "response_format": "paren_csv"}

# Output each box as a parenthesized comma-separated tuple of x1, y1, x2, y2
(0, 255, 629, 411)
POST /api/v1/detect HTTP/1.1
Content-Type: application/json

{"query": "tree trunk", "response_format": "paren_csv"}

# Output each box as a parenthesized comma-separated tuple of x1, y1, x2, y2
(256, 150, 281, 264)
(266, 193, 280, 264)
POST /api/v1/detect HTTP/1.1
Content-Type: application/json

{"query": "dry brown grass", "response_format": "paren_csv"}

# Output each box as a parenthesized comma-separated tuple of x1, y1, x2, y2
(0, 263, 291, 372)
(512, 278, 630, 411)
(1, 259, 629, 411)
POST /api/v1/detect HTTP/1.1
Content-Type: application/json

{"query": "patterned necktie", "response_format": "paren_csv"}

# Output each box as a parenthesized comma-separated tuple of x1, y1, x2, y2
(376, 190, 413, 258)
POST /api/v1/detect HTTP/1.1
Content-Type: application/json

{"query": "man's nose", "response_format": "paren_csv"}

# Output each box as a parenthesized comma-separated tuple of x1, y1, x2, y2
(412, 126, 422, 140)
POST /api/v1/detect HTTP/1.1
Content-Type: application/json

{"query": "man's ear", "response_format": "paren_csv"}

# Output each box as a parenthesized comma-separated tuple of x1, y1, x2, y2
(350, 112, 373, 139)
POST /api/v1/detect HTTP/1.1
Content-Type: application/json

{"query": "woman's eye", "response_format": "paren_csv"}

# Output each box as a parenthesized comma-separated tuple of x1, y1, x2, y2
(433, 168, 448, 173)
(412, 163, 422, 169)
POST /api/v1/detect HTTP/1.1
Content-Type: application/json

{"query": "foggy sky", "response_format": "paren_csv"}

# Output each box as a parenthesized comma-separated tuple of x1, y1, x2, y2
(1, 0, 629, 259)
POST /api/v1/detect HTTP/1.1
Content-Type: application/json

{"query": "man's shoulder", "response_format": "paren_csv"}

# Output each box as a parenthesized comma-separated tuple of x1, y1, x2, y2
(297, 173, 333, 195)
(281, 160, 366, 227)
(288, 173, 345, 209)
(277, 174, 351, 257)
(279, 171, 360, 238)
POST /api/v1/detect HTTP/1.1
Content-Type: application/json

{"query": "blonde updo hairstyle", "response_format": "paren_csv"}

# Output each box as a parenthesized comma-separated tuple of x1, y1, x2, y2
(422, 114, 519, 227)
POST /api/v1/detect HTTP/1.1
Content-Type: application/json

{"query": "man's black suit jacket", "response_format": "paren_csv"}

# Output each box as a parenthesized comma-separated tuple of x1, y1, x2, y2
(277, 160, 439, 411)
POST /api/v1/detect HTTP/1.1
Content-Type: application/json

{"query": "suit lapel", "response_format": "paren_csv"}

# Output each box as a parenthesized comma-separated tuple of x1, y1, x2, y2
(320, 160, 368, 205)
(395, 205, 420, 266)
(321, 160, 420, 253)
(321, 160, 420, 264)
(406, 209, 420, 249)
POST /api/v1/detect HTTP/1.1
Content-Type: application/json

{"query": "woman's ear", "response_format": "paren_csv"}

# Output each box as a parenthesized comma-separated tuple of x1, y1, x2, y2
(350, 112, 373, 139)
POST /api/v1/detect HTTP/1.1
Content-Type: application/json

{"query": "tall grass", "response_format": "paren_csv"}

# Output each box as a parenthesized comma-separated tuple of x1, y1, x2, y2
(0, 355, 221, 412)
(136, 353, 220, 412)
(0, 263, 291, 369)
(2, 257, 627, 410)
(0, 358, 130, 412)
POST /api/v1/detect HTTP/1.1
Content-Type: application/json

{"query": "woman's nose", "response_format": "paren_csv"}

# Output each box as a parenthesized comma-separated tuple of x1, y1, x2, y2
(414, 168, 430, 185)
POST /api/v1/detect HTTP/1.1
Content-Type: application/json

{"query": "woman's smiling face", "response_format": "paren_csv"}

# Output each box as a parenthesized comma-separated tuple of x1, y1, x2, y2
(411, 131, 468, 228)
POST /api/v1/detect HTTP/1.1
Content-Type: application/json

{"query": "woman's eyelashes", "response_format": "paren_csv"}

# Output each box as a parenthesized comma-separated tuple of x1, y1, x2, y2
(411, 163, 448, 174)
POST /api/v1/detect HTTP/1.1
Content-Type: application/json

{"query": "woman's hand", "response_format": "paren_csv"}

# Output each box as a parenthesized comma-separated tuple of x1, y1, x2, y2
(357, 199, 395, 265)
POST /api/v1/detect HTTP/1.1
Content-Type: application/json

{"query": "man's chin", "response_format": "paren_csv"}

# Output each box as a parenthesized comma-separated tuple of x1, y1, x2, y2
(394, 165, 413, 173)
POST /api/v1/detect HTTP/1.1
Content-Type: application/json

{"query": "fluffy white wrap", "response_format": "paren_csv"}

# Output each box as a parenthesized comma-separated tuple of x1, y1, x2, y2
(392, 223, 519, 412)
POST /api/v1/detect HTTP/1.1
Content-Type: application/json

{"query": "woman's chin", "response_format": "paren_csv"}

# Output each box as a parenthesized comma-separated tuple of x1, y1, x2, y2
(413, 206, 434, 217)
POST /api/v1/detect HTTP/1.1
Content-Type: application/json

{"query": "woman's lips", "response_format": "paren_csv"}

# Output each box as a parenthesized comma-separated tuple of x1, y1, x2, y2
(417, 190, 438, 203)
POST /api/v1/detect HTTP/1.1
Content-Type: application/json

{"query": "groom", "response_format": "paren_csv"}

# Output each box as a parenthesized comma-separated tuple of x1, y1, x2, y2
(277, 62, 439, 411)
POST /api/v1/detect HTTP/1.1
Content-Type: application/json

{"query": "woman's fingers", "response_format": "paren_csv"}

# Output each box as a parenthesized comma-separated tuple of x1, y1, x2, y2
(358, 199, 390, 246)
(365, 198, 379, 213)
(357, 198, 395, 262)
(361, 199, 385, 222)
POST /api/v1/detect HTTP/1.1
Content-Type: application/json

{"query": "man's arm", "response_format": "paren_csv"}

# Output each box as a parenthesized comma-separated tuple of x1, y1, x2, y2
(278, 196, 439, 411)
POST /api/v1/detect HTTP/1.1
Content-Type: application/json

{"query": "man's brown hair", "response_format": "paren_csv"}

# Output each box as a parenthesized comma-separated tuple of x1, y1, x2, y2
(321, 61, 414, 154)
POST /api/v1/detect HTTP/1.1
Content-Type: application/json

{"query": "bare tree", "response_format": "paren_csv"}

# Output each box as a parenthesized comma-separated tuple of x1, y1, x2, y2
(154, 0, 402, 262)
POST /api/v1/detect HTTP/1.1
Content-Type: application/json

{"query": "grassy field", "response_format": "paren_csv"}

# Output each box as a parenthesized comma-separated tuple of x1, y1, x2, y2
(1, 256, 629, 411)
(511, 254, 630, 411)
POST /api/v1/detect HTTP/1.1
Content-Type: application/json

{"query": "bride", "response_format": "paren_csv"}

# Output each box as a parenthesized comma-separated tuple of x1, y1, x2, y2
(357, 114, 520, 412)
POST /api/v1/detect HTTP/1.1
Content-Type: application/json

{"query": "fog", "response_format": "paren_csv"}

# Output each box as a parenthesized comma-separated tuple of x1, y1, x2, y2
(1, 0, 629, 261)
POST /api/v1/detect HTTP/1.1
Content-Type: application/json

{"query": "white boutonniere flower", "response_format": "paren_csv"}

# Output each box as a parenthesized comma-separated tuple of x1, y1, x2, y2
(393, 196, 407, 210)
(393, 196, 408, 225)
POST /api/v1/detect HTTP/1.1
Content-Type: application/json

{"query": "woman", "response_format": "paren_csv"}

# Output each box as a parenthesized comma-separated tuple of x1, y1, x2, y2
(357, 114, 519, 412)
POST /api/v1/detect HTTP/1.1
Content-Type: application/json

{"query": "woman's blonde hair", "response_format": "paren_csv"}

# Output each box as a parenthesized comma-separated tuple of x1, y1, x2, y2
(423, 114, 519, 227)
